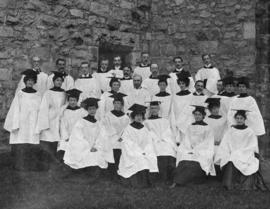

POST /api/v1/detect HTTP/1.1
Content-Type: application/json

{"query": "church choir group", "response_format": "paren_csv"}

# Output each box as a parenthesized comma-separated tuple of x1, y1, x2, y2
(4, 53, 269, 191)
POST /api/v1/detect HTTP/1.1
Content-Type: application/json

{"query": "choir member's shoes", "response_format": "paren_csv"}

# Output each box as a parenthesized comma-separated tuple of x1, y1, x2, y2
(169, 182, 176, 189)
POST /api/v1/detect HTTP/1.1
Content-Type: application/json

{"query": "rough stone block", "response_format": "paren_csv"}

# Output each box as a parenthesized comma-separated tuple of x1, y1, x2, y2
(0, 68, 12, 81)
(90, 2, 110, 16)
(175, 0, 184, 5)
(198, 41, 218, 53)
(243, 22, 255, 39)
(70, 9, 84, 18)
(0, 26, 14, 37)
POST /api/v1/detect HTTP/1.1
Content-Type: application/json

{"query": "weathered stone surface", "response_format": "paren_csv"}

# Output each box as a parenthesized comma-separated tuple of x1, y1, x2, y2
(244, 22, 255, 39)
(70, 9, 84, 18)
(0, 68, 11, 81)
(0, 27, 14, 37)
(90, 2, 110, 16)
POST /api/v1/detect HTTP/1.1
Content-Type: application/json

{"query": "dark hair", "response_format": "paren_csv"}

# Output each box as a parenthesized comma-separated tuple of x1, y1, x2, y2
(52, 75, 64, 82)
(177, 77, 190, 86)
(130, 111, 145, 120)
(201, 54, 210, 60)
(234, 112, 247, 120)
(192, 109, 206, 116)
(56, 58, 66, 65)
(195, 80, 204, 86)
(158, 79, 168, 86)
(23, 75, 37, 84)
(113, 98, 124, 105)
(173, 56, 183, 62)
(109, 78, 120, 87)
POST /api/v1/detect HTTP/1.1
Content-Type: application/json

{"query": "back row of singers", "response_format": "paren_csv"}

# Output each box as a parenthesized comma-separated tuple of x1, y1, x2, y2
(4, 66, 267, 190)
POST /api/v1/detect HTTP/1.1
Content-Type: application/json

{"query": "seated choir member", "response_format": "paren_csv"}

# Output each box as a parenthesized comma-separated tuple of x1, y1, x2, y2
(144, 101, 177, 184)
(103, 94, 130, 180)
(58, 89, 87, 158)
(171, 106, 215, 187)
(4, 70, 42, 171)
(152, 75, 173, 120)
(64, 98, 114, 174)
(99, 77, 127, 118)
(204, 98, 227, 156)
(75, 61, 101, 103)
(215, 110, 266, 191)
(171, 72, 194, 144)
(118, 104, 158, 188)
(191, 80, 208, 106)
(227, 77, 265, 136)
(36, 72, 66, 170)
(119, 66, 134, 95)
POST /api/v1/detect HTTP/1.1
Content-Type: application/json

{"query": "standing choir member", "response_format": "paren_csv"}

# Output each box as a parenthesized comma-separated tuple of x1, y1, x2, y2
(171, 73, 194, 144)
(4, 70, 42, 171)
(133, 52, 151, 81)
(126, 74, 151, 107)
(47, 58, 74, 91)
(118, 104, 158, 188)
(169, 56, 195, 93)
(171, 106, 215, 187)
(103, 94, 130, 180)
(191, 80, 208, 106)
(119, 66, 134, 95)
(144, 101, 177, 184)
(75, 61, 101, 103)
(58, 89, 87, 157)
(108, 56, 123, 78)
(152, 75, 173, 119)
(195, 54, 220, 95)
(142, 63, 160, 97)
(227, 77, 265, 136)
(93, 58, 111, 93)
(16, 56, 48, 96)
(99, 77, 127, 118)
(64, 98, 114, 172)
(215, 110, 266, 190)
(36, 72, 66, 170)
(204, 98, 227, 154)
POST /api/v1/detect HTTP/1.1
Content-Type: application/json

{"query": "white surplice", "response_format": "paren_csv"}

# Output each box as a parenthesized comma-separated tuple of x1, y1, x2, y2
(125, 87, 151, 108)
(152, 93, 173, 120)
(47, 73, 74, 91)
(133, 65, 151, 81)
(92, 72, 111, 93)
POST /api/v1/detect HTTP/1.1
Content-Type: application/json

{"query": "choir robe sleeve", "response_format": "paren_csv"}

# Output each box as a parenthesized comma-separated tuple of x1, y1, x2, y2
(15, 76, 25, 94)
(59, 106, 70, 141)
(215, 127, 259, 176)
(98, 93, 107, 119)
(205, 68, 220, 94)
(35, 92, 50, 133)
(4, 93, 20, 132)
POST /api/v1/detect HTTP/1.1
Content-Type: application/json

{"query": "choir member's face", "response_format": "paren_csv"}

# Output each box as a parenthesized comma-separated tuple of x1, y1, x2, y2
(111, 82, 120, 92)
(238, 84, 247, 94)
(133, 76, 142, 89)
(150, 105, 159, 116)
(113, 101, 123, 111)
(134, 114, 143, 123)
(68, 97, 78, 108)
(142, 53, 149, 64)
(174, 58, 183, 69)
(210, 106, 219, 116)
(54, 77, 63, 87)
(158, 82, 167, 92)
(87, 106, 97, 116)
(193, 111, 204, 122)
(123, 67, 131, 77)
(57, 60, 66, 72)
(195, 82, 204, 93)
(225, 84, 234, 93)
(178, 81, 187, 90)
(235, 115, 245, 125)
(217, 81, 224, 92)
(150, 64, 159, 77)
(26, 79, 35, 88)
(100, 60, 109, 71)
(113, 57, 121, 67)
(80, 63, 89, 75)
(202, 55, 211, 65)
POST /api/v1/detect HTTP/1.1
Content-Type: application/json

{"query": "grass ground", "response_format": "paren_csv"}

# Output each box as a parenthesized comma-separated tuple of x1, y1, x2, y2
(0, 153, 269, 209)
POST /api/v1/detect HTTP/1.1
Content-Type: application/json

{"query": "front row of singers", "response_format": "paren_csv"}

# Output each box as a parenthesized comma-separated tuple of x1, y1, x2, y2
(4, 69, 268, 191)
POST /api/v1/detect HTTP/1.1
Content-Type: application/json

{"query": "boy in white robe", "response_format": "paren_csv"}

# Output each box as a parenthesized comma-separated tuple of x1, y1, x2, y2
(64, 98, 114, 174)
(171, 73, 194, 144)
(227, 77, 265, 136)
(133, 52, 151, 81)
(152, 75, 172, 120)
(16, 56, 48, 96)
(195, 54, 220, 95)
(75, 62, 101, 103)
(171, 106, 215, 187)
(119, 66, 133, 95)
(169, 56, 195, 94)
(47, 58, 74, 91)
(36, 72, 66, 170)
(99, 77, 127, 118)
(215, 110, 266, 190)
(4, 70, 42, 171)
(58, 89, 87, 157)
(144, 101, 177, 184)
(118, 104, 158, 188)
(103, 94, 130, 180)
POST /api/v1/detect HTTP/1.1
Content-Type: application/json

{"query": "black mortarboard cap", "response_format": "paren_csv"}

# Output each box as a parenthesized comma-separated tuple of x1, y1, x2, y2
(109, 92, 127, 103)
(21, 69, 38, 82)
(237, 76, 250, 88)
(66, 89, 82, 100)
(231, 109, 251, 118)
(128, 103, 147, 113)
(52, 71, 66, 81)
(146, 101, 161, 106)
(191, 105, 206, 115)
(205, 98, 221, 105)
(81, 97, 100, 109)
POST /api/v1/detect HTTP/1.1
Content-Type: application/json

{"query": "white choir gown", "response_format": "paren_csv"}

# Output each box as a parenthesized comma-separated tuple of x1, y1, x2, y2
(152, 92, 173, 120)
(133, 65, 151, 81)
(47, 73, 74, 91)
